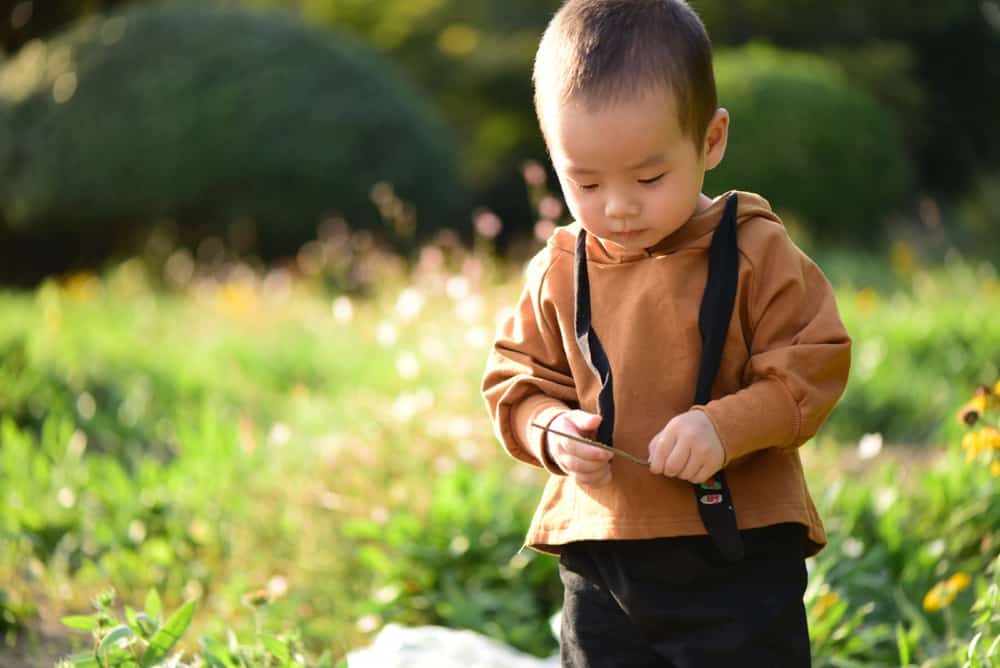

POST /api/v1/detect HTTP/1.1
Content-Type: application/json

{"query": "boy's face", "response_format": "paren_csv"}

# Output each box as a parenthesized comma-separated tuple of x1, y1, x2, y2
(542, 88, 728, 252)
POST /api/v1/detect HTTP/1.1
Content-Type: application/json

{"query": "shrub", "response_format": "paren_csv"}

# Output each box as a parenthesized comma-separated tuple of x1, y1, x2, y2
(706, 43, 911, 248)
(341, 462, 563, 657)
(0, 2, 467, 258)
(58, 587, 342, 667)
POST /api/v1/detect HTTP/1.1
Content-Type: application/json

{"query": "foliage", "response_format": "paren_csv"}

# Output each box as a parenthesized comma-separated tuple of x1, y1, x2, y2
(959, 554, 1000, 668)
(831, 255, 1000, 444)
(341, 462, 563, 657)
(57, 587, 341, 667)
(801, 380, 1000, 666)
(0, 2, 466, 258)
(706, 43, 910, 248)
(0, 1, 138, 54)
(0, 231, 997, 665)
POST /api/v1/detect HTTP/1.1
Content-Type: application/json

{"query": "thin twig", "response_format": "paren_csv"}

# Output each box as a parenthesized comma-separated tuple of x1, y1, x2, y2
(530, 422, 650, 466)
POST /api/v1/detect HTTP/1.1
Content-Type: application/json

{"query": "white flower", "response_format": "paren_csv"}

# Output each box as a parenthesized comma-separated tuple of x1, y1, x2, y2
(875, 488, 897, 514)
(375, 322, 398, 347)
(396, 352, 420, 380)
(332, 296, 353, 323)
(857, 433, 883, 460)
(356, 614, 381, 633)
(57, 487, 76, 509)
(842, 537, 864, 558)
(267, 575, 289, 598)
(269, 423, 292, 447)
(455, 295, 483, 322)
(395, 288, 424, 321)
(445, 276, 469, 301)
(465, 326, 489, 349)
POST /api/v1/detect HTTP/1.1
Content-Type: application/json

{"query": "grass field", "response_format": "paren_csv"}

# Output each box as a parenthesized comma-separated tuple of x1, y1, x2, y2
(1, 234, 997, 666)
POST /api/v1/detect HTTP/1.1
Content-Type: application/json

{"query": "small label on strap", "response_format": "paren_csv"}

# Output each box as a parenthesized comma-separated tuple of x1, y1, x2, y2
(700, 493, 724, 505)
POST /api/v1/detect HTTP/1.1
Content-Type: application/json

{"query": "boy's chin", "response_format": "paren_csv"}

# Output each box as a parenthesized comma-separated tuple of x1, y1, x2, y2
(602, 229, 650, 249)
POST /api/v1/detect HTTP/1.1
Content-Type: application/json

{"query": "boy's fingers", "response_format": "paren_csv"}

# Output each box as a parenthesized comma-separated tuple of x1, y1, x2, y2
(690, 464, 714, 485)
(575, 466, 612, 487)
(650, 422, 681, 474)
(678, 452, 703, 482)
(663, 440, 690, 477)
(563, 410, 602, 434)
(560, 438, 613, 462)
(647, 432, 670, 475)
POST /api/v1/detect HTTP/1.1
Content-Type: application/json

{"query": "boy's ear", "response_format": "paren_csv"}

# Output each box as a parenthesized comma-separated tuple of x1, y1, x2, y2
(702, 108, 729, 171)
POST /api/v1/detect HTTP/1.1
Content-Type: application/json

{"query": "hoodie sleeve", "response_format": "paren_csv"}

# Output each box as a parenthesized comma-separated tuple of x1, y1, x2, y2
(694, 221, 851, 465)
(481, 247, 578, 474)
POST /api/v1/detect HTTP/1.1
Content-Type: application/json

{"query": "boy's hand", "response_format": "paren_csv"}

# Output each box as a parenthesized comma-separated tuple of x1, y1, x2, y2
(545, 410, 613, 487)
(648, 410, 724, 484)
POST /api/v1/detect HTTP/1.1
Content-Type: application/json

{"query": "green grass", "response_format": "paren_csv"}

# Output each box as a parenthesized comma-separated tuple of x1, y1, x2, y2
(0, 243, 997, 666)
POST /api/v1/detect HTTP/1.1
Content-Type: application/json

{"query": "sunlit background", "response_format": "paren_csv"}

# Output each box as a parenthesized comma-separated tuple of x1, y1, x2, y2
(1, 1, 998, 666)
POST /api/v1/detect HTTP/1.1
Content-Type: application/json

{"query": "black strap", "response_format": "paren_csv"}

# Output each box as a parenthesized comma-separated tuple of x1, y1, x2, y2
(573, 193, 744, 561)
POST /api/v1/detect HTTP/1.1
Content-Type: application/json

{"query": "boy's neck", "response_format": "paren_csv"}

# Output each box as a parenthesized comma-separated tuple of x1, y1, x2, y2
(693, 192, 714, 216)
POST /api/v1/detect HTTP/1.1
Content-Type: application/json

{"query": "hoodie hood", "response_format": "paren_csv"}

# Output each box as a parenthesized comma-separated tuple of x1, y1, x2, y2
(552, 190, 782, 264)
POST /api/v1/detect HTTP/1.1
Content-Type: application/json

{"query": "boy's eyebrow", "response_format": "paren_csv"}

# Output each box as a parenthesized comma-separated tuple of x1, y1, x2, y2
(565, 153, 666, 175)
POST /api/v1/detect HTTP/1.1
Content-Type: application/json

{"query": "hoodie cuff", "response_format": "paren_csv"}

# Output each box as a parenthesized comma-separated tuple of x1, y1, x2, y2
(513, 395, 571, 475)
(692, 377, 800, 466)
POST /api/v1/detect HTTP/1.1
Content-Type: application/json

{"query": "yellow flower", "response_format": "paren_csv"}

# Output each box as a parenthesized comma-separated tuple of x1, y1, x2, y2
(992, 461, 1000, 477)
(994, 379, 1000, 396)
(217, 280, 258, 317)
(923, 572, 971, 612)
(812, 591, 840, 617)
(241, 589, 271, 607)
(62, 271, 99, 302)
(947, 572, 971, 592)
(856, 288, 879, 316)
(963, 431, 982, 462)
(957, 395, 987, 426)
(983, 427, 1000, 451)
(890, 241, 917, 277)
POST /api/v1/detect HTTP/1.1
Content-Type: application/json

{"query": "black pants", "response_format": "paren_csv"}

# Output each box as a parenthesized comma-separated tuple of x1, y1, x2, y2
(558, 523, 811, 667)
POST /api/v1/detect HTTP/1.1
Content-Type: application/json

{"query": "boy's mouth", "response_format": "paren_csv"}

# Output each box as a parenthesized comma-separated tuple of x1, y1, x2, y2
(612, 229, 646, 243)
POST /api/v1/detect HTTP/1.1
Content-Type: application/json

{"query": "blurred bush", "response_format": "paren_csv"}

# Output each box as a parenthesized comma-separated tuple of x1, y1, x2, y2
(696, 0, 1000, 200)
(0, 2, 467, 259)
(705, 43, 911, 248)
(342, 462, 562, 657)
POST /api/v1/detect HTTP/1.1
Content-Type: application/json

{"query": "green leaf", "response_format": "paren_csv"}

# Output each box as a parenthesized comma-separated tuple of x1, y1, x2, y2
(97, 625, 134, 656)
(200, 637, 237, 668)
(125, 606, 138, 630)
(62, 652, 101, 667)
(260, 635, 290, 662)
(895, 622, 910, 666)
(62, 615, 99, 632)
(144, 589, 162, 624)
(141, 599, 197, 668)
(134, 613, 158, 639)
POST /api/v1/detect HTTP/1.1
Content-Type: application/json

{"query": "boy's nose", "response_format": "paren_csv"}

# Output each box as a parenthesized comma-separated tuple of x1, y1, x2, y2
(604, 195, 640, 222)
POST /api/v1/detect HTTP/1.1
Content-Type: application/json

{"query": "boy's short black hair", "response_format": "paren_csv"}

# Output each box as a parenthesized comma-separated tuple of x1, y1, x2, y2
(533, 0, 717, 147)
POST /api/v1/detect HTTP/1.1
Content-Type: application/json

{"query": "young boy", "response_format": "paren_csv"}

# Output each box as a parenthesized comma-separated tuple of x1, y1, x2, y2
(481, 1, 852, 665)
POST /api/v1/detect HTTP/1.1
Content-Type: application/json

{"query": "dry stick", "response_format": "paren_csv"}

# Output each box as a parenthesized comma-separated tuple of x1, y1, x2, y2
(530, 422, 650, 466)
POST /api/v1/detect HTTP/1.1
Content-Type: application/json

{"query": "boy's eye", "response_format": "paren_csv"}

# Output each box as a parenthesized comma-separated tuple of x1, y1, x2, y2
(638, 173, 665, 185)
(578, 183, 599, 191)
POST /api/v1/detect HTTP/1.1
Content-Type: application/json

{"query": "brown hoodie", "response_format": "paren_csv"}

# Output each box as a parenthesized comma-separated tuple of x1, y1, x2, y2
(481, 191, 851, 556)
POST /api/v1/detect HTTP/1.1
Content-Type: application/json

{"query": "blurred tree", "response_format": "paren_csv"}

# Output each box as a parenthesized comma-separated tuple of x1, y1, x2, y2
(0, 2, 467, 278)
(240, 0, 999, 248)
(0, 0, 137, 53)
(706, 44, 910, 247)
(240, 0, 562, 243)
(696, 0, 1000, 197)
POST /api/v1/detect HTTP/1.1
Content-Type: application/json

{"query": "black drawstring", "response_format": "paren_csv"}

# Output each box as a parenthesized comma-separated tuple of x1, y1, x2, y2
(573, 193, 745, 561)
